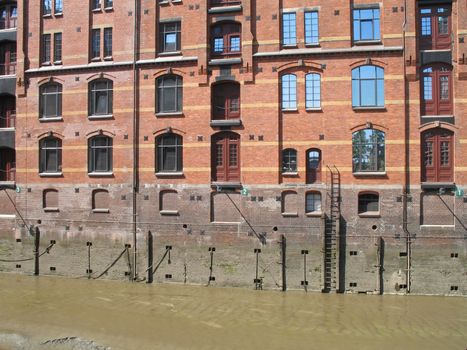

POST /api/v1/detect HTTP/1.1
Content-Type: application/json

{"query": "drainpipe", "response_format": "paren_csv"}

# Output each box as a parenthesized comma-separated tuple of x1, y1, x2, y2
(131, 0, 139, 281)
(402, 0, 412, 293)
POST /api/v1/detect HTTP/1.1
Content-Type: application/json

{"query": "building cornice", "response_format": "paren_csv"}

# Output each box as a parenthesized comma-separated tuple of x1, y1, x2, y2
(253, 46, 404, 58)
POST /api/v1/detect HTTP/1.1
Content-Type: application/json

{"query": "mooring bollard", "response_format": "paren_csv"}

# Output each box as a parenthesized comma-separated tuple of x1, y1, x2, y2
(34, 227, 40, 276)
(147, 231, 153, 284)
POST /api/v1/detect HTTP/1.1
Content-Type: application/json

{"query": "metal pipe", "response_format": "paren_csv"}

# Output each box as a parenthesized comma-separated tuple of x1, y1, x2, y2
(147, 231, 153, 283)
(281, 234, 286, 292)
(34, 227, 40, 276)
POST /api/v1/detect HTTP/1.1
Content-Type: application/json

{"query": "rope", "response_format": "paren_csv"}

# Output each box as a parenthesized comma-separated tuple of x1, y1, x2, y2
(144, 249, 169, 274)
(2, 189, 32, 231)
(258, 254, 281, 288)
(92, 247, 128, 280)
(0, 242, 55, 263)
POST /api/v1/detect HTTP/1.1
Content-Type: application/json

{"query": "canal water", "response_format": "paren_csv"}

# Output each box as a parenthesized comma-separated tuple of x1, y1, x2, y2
(0, 273, 465, 350)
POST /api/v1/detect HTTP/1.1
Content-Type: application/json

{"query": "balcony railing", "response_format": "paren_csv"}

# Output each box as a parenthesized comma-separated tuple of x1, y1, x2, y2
(0, 17, 17, 30)
(0, 167, 15, 182)
(0, 112, 15, 128)
(210, 0, 241, 7)
(0, 63, 16, 76)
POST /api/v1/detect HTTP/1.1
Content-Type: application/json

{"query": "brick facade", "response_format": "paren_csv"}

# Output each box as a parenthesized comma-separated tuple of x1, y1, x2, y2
(0, 0, 465, 295)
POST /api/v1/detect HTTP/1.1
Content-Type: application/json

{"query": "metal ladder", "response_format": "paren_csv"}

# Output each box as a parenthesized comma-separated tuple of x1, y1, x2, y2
(323, 165, 341, 292)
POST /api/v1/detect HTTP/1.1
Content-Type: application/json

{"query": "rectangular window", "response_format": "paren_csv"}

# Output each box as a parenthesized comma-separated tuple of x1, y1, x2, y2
(306, 193, 322, 213)
(159, 22, 181, 53)
(282, 13, 296, 46)
(305, 11, 319, 45)
(104, 0, 113, 8)
(353, 8, 380, 42)
(92, 0, 100, 10)
(53, 33, 62, 62)
(42, 34, 51, 64)
(43, 0, 52, 15)
(54, 0, 63, 13)
(103, 28, 112, 57)
(91, 29, 100, 59)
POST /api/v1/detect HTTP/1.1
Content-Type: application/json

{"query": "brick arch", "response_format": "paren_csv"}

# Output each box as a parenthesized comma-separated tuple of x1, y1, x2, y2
(276, 60, 323, 74)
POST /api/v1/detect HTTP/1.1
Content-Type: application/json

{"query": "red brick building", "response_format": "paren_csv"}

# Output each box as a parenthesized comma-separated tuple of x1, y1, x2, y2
(0, 0, 465, 294)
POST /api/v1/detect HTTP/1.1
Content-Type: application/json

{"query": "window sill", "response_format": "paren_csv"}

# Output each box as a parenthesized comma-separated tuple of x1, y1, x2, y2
(353, 40, 382, 46)
(92, 8, 102, 12)
(103, 56, 113, 61)
(90, 57, 101, 62)
(42, 13, 52, 18)
(171, 0, 182, 3)
(358, 212, 381, 218)
(104, 7, 114, 11)
(305, 43, 320, 48)
(88, 114, 113, 120)
(156, 172, 184, 177)
(211, 182, 242, 189)
(44, 208, 59, 212)
(306, 211, 323, 217)
(353, 172, 387, 177)
(210, 119, 242, 127)
(54, 12, 63, 17)
(39, 172, 63, 177)
(306, 107, 322, 112)
(88, 172, 114, 177)
(155, 112, 183, 117)
(352, 106, 386, 111)
(282, 212, 298, 218)
(41, 61, 51, 66)
(208, 57, 242, 66)
(53, 60, 62, 65)
(160, 210, 179, 216)
(39, 117, 63, 122)
(282, 172, 298, 176)
(281, 108, 298, 113)
(93, 208, 110, 213)
(208, 5, 242, 14)
(421, 114, 454, 119)
(282, 44, 298, 49)
(158, 51, 182, 57)
(159, 0, 169, 5)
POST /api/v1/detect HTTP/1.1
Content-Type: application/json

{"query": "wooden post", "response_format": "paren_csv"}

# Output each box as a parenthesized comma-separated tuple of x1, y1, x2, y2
(281, 234, 286, 292)
(34, 227, 40, 276)
(147, 231, 153, 284)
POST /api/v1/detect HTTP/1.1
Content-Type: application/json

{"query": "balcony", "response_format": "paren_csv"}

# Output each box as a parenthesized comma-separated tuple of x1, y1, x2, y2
(0, 148, 15, 185)
(0, 17, 16, 30)
(0, 111, 14, 128)
(208, 0, 242, 14)
(210, 0, 241, 7)
(0, 62, 15, 76)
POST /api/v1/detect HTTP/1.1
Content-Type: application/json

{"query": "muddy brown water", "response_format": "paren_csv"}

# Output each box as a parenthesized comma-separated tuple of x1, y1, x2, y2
(0, 273, 465, 350)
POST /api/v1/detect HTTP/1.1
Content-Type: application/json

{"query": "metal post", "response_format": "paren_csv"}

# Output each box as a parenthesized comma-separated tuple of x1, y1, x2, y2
(302, 250, 309, 292)
(34, 227, 40, 276)
(147, 231, 153, 284)
(87, 242, 92, 279)
(281, 234, 286, 292)
(254, 248, 262, 290)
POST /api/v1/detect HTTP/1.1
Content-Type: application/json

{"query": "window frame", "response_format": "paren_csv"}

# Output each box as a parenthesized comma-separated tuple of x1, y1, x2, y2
(281, 74, 297, 110)
(282, 148, 297, 174)
(305, 73, 321, 109)
(304, 11, 319, 45)
(39, 82, 62, 120)
(358, 192, 380, 215)
(103, 27, 112, 58)
(352, 65, 385, 108)
(282, 12, 297, 47)
(352, 128, 386, 174)
(88, 79, 113, 117)
(155, 133, 183, 174)
(211, 22, 241, 57)
(305, 191, 322, 215)
(352, 8, 381, 43)
(156, 75, 183, 114)
(0, 4, 17, 29)
(420, 64, 453, 116)
(418, 5, 452, 50)
(41, 33, 51, 64)
(159, 21, 181, 54)
(88, 135, 113, 174)
(53, 32, 62, 63)
(39, 136, 62, 174)
(211, 82, 240, 120)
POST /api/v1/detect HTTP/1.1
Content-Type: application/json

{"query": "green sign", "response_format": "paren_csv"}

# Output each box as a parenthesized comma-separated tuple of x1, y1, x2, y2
(241, 187, 249, 196)
(455, 187, 464, 198)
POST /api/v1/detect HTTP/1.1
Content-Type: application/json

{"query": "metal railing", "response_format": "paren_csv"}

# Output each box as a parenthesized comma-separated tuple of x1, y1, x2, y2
(0, 18, 17, 30)
(0, 112, 15, 128)
(0, 168, 15, 182)
(0, 63, 16, 76)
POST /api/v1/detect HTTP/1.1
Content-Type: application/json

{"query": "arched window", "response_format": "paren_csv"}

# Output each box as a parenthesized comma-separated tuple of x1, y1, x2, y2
(155, 133, 183, 173)
(88, 79, 113, 116)
(40, 83, 62, 120)
(88, 135, 112, 173)
(156, 75, 183, 114)
(43, 189, 59, 211)
(211, 22, 241, 56)
(282, 148, 297, 173)
(352, 65, 384, 107)
(281, 74, 297, 110)
(211, 132, 240, 182)
(306, 191, 322, 214)
(358, 192, 379, 214)
(352, 129, 385, 173)
(212, 82, 240, 120)
(305, 73, 321, 109)
(421, 64, 452, 116)
(306, 148, 321, 183)
(39, 136, 62, 174)
(92, 189, 110, 212)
